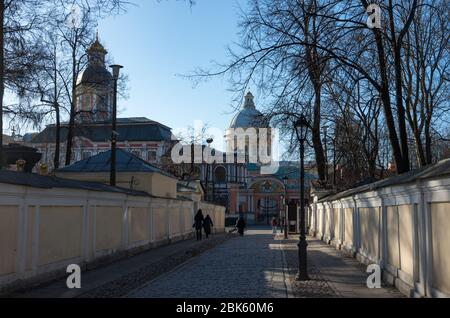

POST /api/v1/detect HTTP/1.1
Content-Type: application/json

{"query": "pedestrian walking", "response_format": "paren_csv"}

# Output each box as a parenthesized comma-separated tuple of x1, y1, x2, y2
(236, 216, 246, 237)
(271, 217, 278, 234)
(194, 209, 205, 241)
(203, 215, 214, 239)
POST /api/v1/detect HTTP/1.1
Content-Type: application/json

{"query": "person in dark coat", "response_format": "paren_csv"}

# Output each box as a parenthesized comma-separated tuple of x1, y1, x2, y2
(194, 209, 205, 241)
(203, 215, 214, 239)
(236, 216, 246, 237)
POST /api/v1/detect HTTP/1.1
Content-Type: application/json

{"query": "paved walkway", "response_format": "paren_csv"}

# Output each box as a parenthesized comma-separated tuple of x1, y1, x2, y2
(281, 237, 404, 298)
(129, 229, 404, 299)
(129, 228, 292, 298)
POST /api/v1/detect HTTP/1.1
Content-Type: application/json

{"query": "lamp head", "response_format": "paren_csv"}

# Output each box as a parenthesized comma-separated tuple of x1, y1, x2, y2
(294, 114, 309, 141)
(109, 64, 123, 80)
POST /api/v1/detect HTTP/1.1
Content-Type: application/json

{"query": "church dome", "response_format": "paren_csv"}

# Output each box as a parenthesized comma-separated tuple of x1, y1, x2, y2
(229, 92, 268, 129)
(76, 34, 112, 86)
(77, 65, 112, 86)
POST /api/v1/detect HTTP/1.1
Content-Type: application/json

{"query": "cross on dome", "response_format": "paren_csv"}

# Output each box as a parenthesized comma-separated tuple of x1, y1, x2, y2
(244, 91, 256, 109)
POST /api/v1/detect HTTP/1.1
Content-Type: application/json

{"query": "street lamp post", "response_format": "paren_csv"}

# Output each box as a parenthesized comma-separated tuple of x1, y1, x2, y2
(323, 125, 329, 183)
(280, 194, 284, 232)
(109, 64, 123, 187)
(294, 114, 310, 281)
(283, 176, 289, 240)
(204, 138, 214, 202)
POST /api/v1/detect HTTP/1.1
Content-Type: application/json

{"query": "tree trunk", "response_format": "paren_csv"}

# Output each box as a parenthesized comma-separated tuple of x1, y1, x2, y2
(373, 28, 407, 174)
(362, 0, 409, 174)
(53, 54, 60, 169)
(413, 128, 426, 167)
(311, 86, 326, 181)
(303, 4, 326, 182)
(0, 0, 4, 168)
(425, 121, 432, 165)
(65, 50, 77, 166)
(54, 104, 61, 169)
(388, 1, 410, 172)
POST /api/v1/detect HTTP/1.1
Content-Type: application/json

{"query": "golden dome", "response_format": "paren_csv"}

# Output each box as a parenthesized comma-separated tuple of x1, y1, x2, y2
(87, 32, 107, 55)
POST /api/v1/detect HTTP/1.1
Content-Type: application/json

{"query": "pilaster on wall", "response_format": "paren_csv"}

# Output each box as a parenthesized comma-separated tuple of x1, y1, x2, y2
(339, 202, 344, 249)
(16, 201, 27, 275)
(150, 205, 155, 243)
(416, 181, 428, 297)
(167, 200, 172, 241)
(122, 203, 130, 250)
(324, 202, 333, 244)
(352, 197, 360, 257)
(31, 206, 40, 273)
(423, 189, 433, 298)
(379, 197, 387, 270)
(331, 201, 344, 250)
(81, 202, 90, 262)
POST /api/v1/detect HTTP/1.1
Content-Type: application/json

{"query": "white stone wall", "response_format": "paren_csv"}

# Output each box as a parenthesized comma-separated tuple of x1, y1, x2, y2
(0, 182, 226, 294)
(309, 177, 450, 298)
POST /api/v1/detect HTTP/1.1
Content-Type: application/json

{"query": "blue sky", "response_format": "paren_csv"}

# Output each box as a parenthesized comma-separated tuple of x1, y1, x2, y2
(98, 0, 249, 149)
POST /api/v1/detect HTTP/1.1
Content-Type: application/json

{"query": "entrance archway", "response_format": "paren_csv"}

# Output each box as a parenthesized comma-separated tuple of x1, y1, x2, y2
(249, 178, 284, 225)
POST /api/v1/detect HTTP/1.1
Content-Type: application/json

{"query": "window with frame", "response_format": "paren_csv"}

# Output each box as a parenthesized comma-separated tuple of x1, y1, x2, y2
(82, 151, 92, 160)
(131, 150, 142, 158)
(147, 150, 157, 162)
(214, 166, 227, 183)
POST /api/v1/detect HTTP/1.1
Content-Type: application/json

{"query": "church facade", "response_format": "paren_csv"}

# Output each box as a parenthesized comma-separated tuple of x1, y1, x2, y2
(181, 92, 317, 226)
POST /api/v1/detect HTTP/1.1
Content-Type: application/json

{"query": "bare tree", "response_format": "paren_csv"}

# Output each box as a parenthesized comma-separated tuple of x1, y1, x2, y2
(0, 0, 48, 166)
(403, 0, 450, 166)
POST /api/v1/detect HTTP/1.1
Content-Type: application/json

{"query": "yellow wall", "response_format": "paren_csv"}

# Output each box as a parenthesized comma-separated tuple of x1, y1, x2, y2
(386, 205, 414, 276)
(0, 180, 226, 295)
(153, 208, 167, 241)
(150, 174, 177, 199)
(26, 206, 35, 271)
(171, 208, 182, 236)
(324, 209, 331, 238)
(184, 207, 193, 233)
(398, 205, 414, 277)
(344, 208, 353, 246)
(55, 171, 178, 199)
(87, 206, 96, 260)
(95, 207, 123, 252)
(129, 207, 148, 243)
(39, 206, 83, 266)
(387, 206, 400, 268)
(0, 206, 18, 276)
(430, 203, 450, 294)
(317, 210, 323, 236)
(359, 207, 380, 259)
(333, 208, 340, 240)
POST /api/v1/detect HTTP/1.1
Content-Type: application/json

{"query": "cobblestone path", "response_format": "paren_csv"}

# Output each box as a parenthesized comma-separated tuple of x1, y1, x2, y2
(129, 229, 404, 299)
(129, 229, 292, 298)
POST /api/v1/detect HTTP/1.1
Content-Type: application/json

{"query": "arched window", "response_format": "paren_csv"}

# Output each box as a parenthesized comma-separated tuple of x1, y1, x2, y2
(215, 166, 227, 183)
(192, 166, 201, 179)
